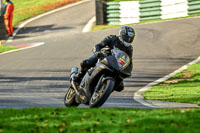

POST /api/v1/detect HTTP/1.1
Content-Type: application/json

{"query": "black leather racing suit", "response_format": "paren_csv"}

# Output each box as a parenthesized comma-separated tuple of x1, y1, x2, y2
(78, 35, 133, 91)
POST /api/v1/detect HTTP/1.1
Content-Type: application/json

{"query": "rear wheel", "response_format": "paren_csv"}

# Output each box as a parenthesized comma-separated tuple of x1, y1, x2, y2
(89, 77, 115, 107)
(64, 86, 79, 107)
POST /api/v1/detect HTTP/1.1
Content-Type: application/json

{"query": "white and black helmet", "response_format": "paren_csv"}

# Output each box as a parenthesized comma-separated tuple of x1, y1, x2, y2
(119, 26, 135, 47)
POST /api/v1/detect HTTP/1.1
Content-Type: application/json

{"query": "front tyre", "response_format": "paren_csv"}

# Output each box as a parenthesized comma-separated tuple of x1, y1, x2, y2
(89, 77, 115, 107)
(64, 86, 79, 107)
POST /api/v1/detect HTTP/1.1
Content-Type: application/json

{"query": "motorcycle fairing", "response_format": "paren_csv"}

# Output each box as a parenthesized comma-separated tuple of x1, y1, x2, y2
(100, 55, 120, 72)
(112, 49, 132, 77)
(79, 62, 114, 104)
(101, 49, 132, 78)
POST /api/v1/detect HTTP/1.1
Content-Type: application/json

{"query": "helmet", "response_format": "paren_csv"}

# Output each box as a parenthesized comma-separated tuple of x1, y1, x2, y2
(119, 26, 135, 47)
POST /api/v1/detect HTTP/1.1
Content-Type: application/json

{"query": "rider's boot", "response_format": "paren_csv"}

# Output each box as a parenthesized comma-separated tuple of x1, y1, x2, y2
(73, 60, 88, 84)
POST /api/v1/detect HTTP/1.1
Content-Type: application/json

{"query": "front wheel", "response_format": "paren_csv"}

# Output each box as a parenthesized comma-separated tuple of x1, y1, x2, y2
(89, 77, 115, 107)
(64, 86, 79, 107)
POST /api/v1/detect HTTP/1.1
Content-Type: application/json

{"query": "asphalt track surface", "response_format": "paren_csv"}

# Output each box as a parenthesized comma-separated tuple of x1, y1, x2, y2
(0, 0, 200, 108)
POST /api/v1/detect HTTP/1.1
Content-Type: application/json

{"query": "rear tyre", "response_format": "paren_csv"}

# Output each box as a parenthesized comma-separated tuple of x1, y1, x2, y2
(89, 77, 115, 107)
(64, 86, 79, 107)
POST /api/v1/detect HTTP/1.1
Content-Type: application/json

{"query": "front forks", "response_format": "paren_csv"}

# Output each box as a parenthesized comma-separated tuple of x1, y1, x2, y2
(94, 75, 104, 93)
(70, 67, 79, 93)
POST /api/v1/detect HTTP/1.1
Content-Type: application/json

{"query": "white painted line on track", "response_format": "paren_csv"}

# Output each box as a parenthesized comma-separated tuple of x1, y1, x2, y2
(6, 0, 91, 43)
(0, 42, 45, 56)
(82, 16, 96, 32)
(134, 56, 200, 108)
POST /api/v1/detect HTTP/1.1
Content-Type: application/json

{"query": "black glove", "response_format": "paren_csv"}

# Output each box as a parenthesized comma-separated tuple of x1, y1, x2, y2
(95, 51, 104, 59)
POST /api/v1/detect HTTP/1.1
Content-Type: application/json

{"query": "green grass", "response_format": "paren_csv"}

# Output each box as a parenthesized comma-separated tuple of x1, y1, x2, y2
(0, 108, 200, 133)
(11, 0, 80, 27)
(143, 62, 200, 105)
(0, 45, 18, 53)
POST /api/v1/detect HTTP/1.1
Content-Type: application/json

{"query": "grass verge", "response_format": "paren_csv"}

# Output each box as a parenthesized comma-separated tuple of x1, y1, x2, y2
(0, 108, 200, 133)
(142, 61, 200, 105)
(0, 45, 18, 53)
(12, 0, 81, 27)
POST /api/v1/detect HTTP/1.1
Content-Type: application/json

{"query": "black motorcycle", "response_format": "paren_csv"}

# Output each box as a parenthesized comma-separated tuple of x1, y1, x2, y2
(64, 48, 132, 107)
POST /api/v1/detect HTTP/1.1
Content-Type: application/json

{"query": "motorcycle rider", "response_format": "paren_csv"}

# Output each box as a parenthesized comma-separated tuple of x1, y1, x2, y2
(74, 26, 135, 103)
(4, 0, 14, 36)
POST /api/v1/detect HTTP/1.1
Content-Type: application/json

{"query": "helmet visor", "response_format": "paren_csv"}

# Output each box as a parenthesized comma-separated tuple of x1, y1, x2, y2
(123, 35, 134, 43)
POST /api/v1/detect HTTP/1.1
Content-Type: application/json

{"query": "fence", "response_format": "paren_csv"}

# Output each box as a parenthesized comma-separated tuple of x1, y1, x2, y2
(96, 0, 200, 25)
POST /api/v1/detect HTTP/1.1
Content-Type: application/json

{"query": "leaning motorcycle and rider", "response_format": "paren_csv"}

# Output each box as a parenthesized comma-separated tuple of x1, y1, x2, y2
(74, 26, 135, 103)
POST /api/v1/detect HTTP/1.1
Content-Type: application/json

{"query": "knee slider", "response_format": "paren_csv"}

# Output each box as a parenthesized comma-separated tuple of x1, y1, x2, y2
(115, 82, 124, 92)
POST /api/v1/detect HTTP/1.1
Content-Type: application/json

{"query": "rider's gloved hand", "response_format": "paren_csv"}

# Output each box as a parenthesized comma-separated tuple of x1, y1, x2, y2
(95, 51, 104, 59)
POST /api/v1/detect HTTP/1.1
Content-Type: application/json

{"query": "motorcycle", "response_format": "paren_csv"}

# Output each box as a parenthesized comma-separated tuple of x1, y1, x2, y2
(64, 48, 132, 107)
